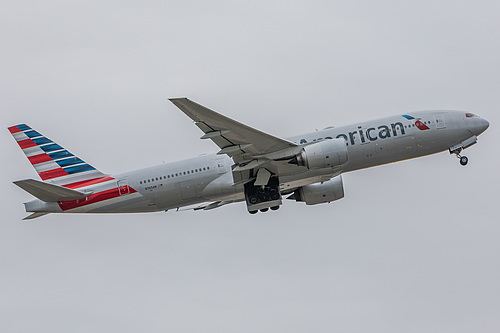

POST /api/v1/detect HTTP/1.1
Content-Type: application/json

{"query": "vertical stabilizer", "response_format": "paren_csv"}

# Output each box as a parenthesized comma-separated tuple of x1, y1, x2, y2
(8, 124, 110, 188)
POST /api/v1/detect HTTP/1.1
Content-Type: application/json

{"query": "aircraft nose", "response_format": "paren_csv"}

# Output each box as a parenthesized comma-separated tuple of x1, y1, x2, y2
(467, 115, 489, 136)
(481, 118, 490, 132)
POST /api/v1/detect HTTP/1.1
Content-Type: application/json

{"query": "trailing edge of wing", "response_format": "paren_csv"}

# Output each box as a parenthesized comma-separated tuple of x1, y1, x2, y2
(184, 200, 243, 211)
(169, 98, 297, 159)
(14, 179, 92, 202)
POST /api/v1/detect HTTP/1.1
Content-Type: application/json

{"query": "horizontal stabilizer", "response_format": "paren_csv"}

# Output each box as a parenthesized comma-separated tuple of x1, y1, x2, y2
(23, 212, 50, 220)
(14, 179, 92, 202)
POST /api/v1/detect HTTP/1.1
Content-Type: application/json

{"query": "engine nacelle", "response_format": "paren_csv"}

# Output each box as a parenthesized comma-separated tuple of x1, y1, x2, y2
(290, 175, 344, 205)
(294, 139, 348, 169)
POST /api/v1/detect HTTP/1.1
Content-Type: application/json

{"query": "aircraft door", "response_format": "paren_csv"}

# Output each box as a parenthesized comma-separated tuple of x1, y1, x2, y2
(216, 158, 227, 174)
(434, 114, 446, 129)
(118, 179, 130, 195)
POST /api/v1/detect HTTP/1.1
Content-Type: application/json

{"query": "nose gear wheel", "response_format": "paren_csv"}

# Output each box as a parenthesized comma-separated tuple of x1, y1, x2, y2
(450, 147, 468, 166)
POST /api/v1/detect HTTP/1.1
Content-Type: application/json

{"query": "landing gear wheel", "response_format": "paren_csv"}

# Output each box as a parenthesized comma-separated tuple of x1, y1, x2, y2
(460, 156, 468, 166)
(270, 206, 280, 211)
(270, 191, 280, 201)
(260, 208, 269, 213)
(249, 210, 258, 214)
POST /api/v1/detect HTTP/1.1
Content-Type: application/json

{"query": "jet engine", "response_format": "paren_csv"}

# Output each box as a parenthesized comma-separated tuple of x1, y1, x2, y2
(291, 139, 348, 169)
(288, 175, 344, 205)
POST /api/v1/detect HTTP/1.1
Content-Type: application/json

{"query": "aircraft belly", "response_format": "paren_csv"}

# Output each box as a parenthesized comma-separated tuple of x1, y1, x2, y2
(84, 193, 158, 213)
(145, 182, 182, 210)
(140, 173, 220, 210)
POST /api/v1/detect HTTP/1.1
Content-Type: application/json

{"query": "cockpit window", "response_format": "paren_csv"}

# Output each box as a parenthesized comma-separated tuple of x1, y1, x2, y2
(465, 113, 477, 118)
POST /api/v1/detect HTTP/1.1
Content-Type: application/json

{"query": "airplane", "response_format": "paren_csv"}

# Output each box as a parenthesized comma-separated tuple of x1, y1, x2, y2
(9, 98, 489, 219)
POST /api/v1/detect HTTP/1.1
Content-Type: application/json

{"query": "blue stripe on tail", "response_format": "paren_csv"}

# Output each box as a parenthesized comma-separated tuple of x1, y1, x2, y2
(56, 157, 84, 167)
(48, 151, 74, 160)
(64, 164, 96, 174)
(40, 144, 64, 152)
(24, 130, 42, 138)
(32, 137, 53, 145)
(17, 124, 31, 131)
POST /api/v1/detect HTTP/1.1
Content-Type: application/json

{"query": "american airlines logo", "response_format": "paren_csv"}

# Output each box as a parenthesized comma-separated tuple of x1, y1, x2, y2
(299, 114, 431, 146)
(402, 115, 430, 130)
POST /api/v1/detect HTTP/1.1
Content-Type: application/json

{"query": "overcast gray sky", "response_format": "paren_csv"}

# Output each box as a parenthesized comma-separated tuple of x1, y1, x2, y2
(1, 1, 499, 332)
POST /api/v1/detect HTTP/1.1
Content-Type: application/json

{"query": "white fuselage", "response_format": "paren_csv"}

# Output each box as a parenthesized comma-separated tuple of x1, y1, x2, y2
(24, 110, 489, 214)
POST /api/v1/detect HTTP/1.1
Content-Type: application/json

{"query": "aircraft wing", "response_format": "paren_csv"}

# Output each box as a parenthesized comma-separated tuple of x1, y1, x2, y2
(169, 98, 298, 161)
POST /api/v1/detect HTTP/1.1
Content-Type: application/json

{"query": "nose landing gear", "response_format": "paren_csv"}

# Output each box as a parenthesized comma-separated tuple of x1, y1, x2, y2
(450, 147, 468, 166)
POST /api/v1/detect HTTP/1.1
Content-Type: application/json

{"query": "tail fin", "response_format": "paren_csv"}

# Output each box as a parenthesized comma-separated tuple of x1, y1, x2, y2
(8, 124, 109, 188)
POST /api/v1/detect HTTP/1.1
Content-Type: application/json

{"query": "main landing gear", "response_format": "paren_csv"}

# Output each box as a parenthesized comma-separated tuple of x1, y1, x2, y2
(245, 176, 282, 214)
(450, 147, 468, 166)
(248, 206, 280, 214)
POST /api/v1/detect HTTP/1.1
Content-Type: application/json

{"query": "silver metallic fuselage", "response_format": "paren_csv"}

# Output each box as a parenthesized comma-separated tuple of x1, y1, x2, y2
(24, 110, 489, 214)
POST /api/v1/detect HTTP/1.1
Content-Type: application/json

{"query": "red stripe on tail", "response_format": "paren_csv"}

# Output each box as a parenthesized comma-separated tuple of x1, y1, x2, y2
(18, 139, 37, 149)
(39, 168, 69, 180)
(28, 153, 53, 165)
(63, 176, 115, 189)
(8, 126, 22, 134)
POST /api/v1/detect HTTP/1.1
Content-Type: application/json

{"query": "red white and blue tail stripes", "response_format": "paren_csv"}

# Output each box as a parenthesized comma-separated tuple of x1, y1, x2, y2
(8, 124, 109, 187)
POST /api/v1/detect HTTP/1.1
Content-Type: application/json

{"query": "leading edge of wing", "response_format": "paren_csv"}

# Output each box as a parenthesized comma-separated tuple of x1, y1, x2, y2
(169, 98, 297, 157)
